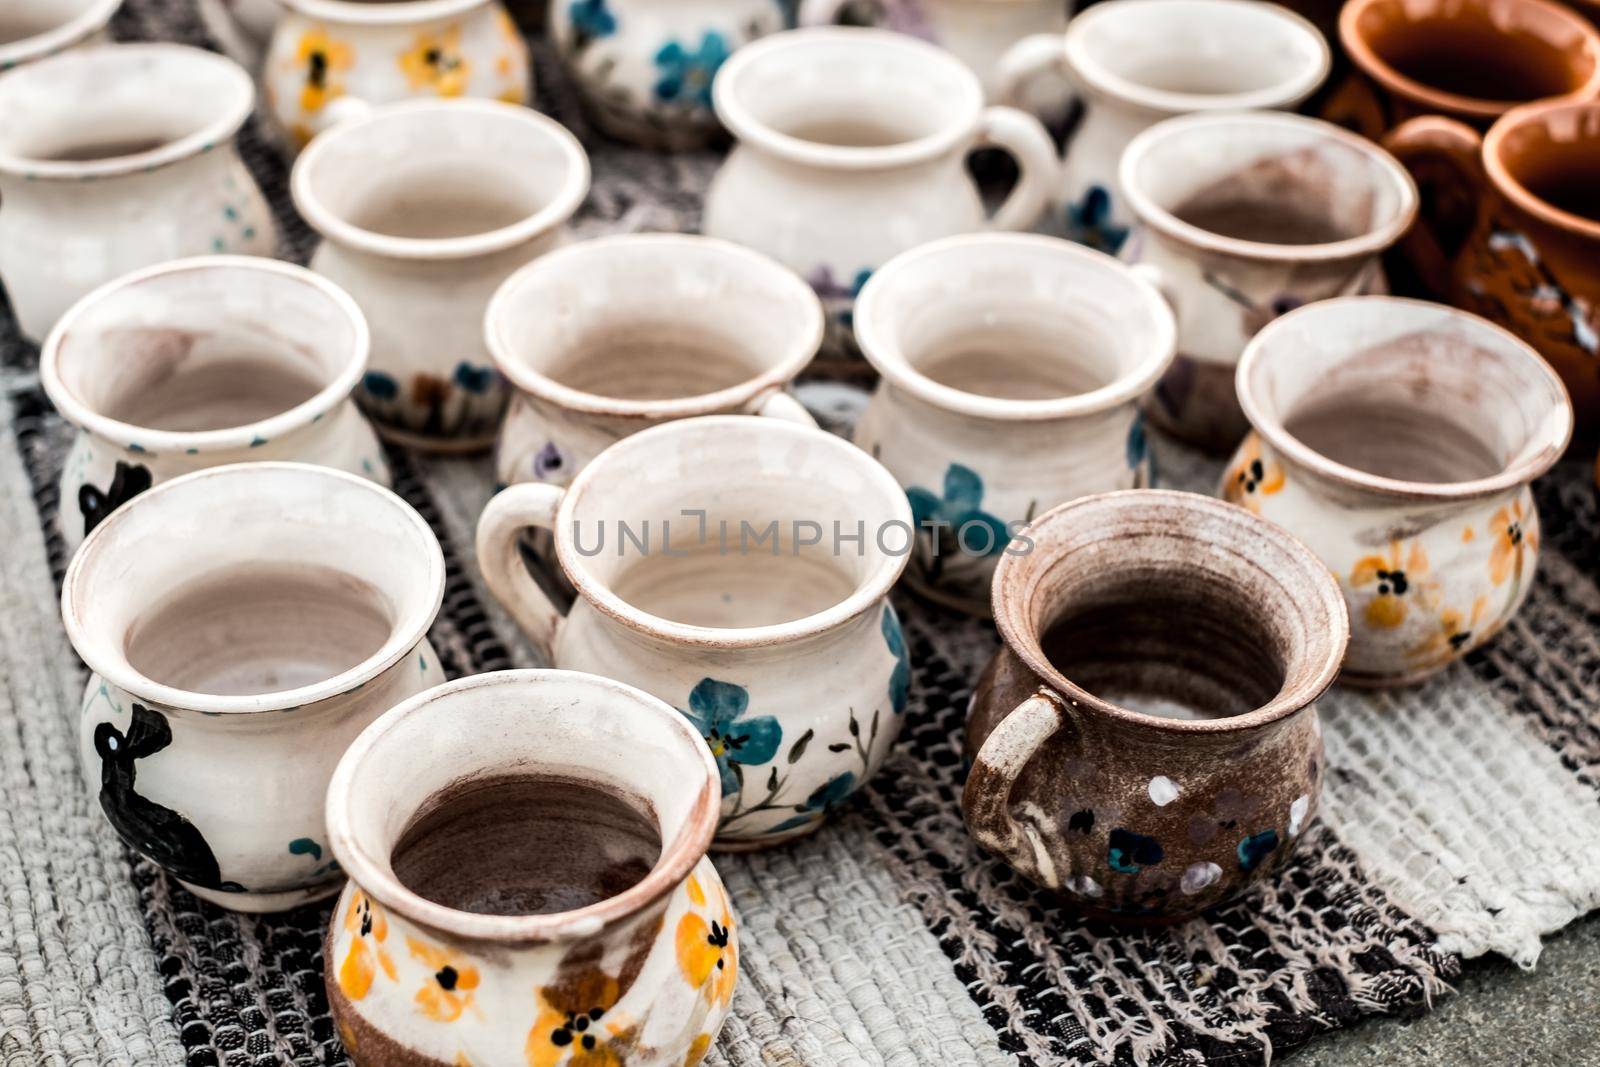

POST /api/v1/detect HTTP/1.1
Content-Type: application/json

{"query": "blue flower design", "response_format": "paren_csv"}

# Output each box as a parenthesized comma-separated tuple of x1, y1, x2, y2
(1237, 829, 1280, 871)
(770, 771, 857, 833)
(1126, 411, 1148, 472)
(882, 606, 909, 714)
(906, 464, 1011, 558)
(679, 678, 783, 798)
(452, 361, 496, 395)
(568, 0, 616, 41)
(362, 370, 399, 401)
(1107, 827, 1163, 873)
(1066, 184, 1129, 254)
(654, 31, 731, 109)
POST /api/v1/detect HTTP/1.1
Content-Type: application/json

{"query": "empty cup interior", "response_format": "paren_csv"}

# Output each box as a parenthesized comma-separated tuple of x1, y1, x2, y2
(1493, 102, 1600, 227)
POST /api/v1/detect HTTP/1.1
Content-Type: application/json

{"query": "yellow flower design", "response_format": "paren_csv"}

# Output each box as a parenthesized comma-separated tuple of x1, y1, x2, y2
(1411, 595, 1490, 666)
(1488, 499, 1537, 586)
(400, 25, 471, 97)
(1350, 540, 1431, 629)
(337, 890, 397, 1001)
(684, 1034, 712, 1067)
(295, 28, 353, 115)
(1222, 434, 1285, 514)
(406, 937, 481, 1023)
(675, 875, 735, 1008)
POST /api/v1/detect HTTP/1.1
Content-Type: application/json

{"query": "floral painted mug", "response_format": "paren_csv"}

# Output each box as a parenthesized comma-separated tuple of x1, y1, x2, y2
(1224, 297, 1572, 686)
(41, 256, 390, 553)
(62, 463, 446, 912)
(324, 669, 735, 1067)
(477, 416, 913, 849)
(0, 0, 121, 70)
(293, 99, 590, 452)
(852, 233, 1174, 614)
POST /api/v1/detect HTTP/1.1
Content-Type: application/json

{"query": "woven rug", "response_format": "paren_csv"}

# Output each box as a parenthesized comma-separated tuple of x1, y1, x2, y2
(4, 3, 1600, 1065)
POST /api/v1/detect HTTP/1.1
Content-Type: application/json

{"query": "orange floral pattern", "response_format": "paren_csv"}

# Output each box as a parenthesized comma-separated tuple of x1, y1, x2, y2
(337, 890, 397, 1001)
(1350, 540, 1432, 629)
(1222, 435, 1285, 514)
(406, 937, 482, 1023)
(675, 875, 736, 1009)
(525, 918, 660, 1067)
(400, 25, 471, 97)
(295, 28, 353, 114)
(1488, 499, 1538, 586)
(1411, 595, 1490, 666)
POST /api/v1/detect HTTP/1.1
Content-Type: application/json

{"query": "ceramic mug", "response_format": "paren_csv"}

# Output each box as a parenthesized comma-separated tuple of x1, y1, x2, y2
(293, 99, 590, 452)
(964, 489, 1348, 921)
(551, 0, 788, 150)
(62, 462, 446, 912)
(0, 44, 276, 343)
(703, 27, 1058, 330)
(994, 0, 1329, 252)
(477, 416, 914, 849)
(0, 0, 121, 70)
(263, 0, 530, 151)
(197, 0, 283, 68)
(42, 256, 390, 553)
(1223, 297, 1572, 686)
(852, 233, 1174, 614)
(323, 669, 735, 1067)
(1118, 110, 1418, 453)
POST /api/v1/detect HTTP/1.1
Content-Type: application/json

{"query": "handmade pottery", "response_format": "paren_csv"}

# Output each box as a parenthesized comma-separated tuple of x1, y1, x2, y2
(964, 489, 1348, 921)
(293, 99, 589, 452)
(62, 463, 446, 912)
(703, 27, 1058, 331)
(263, 0, 529, 152)
(852, 233, 1174, 614)
(323, 669, 735, 1067)
(550, 0, 787, 150)
(994, 0, 1329, 252)
(477, 416, 914, 849)
(0, 0, 121, 70)
(1118, 110, 1418, 452)
(1224, 297, 1572, 685)
(196, 0, 282, 68)
(0, 44, 276, 342)
(42, 256, 390, 553)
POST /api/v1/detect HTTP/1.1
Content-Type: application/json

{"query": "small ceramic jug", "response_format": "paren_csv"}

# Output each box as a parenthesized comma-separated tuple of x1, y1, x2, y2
(852, 233, 1174, 614)
(1224, 297, 1572, 686)
(551, 0, 788, 150)
(323, 669, 735, 1067)
(489, 233, 821, 492)
(477, 416, 914, 849)
(0, 0, 121, 70)
(704, 27, 1058, 329)
(293, 99, 590, 452)
(1118, 110, 1418, 453)
(0, 44, 276, 342)
(62, 463, 446, 912)
(964, 490, 1349, 921)
(994, 0, 1329, 252)
(42, 256, 390, 553)
(263, 0, 530, 151)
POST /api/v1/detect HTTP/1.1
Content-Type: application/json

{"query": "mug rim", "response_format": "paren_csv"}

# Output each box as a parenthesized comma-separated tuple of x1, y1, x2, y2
(1484, 98, 1600, 242)
(854, 232, 1177, 421)
(1339, 0, 1600, 123)
(0, 0, 122, 69)
(40, 255, 372, 456)
(712, 27, 985, 172)
(485, 233, 825, 419)
(553, 415, 913, 650)
(0, 43, 255, 181)
(1118, 109, 1421, 263)
(60, 462, 446, 715)
(324, 669, 721, 946)
(1236, 295, 1574, 501)
(1064, 0, 1331, 115)
(290, 99, 590, 262)
(278, 0, 491, 24)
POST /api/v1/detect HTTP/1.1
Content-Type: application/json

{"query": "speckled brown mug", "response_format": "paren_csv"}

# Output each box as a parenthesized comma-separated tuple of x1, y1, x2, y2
(963, 490, 1348, 921)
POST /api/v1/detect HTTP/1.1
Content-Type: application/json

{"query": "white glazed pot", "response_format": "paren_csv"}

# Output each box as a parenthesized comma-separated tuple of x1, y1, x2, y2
(42, 256, 390, 554)
(196, 0, 284, 68)
(0, 44, 277, 342)
(62, 463, 446, 912)
(477, 416, 914, 849)
(0, 0, 122, 70)
(852, 233, 1175, 613)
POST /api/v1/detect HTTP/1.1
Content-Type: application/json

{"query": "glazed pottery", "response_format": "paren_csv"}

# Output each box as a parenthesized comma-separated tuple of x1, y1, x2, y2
(293, 99, 589, 452)
(964, 489, 1348, 921)
(1383, 101, 1600, 438)
(703, 27, 1058, 329)
(323, 669, 734, 1067)
(551, 0, 787, 150)
(0, 0, 121, 70)
(490, 233, 821, 492)
(42, 256, 390, 553)
(994, 0, 1329, 252)
(62, 462, 446, 912)
(852, 233, 1174, 614)
(263, 0, 529, 151)
(1224, 297, 1572, 685)
(1118, 110, 1418, 452)
(0, 44, 276, 342)
(477, 416, 914, 848)
(196, 0, 283, 68)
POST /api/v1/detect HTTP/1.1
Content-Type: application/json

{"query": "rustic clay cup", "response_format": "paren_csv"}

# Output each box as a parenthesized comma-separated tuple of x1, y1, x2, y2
(964, 489, 1347, 921)
(324, 669, 735, 1067)
(62, 462, 446, 912)
(0, 0, 121, 70)
(1224, 297, 1572, 685)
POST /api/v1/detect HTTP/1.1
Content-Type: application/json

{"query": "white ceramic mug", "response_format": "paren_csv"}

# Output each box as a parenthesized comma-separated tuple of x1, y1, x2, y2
(0, 44, 276, 342)
(996, 0, 1329, 251)
(42, 256, 390, 553)
(197, 0, 283, 69)
(477, 416, 914, 849)
(0, 0, 121, 70)
(62, 462, 446, 912)
(293, 99, 590, 452)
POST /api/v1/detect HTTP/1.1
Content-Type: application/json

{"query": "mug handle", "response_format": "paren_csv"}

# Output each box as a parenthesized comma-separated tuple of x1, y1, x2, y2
(308, 95, 374, 141)
(476, 482, 568, 661)
(994, 33, 1070, 111)
(796, 0, 850, 24)
(962, 687, 1068, 878)
(977, 106, 1059, 232)
(1381, 116, 1486, 298)
(744, 387, 818, 426)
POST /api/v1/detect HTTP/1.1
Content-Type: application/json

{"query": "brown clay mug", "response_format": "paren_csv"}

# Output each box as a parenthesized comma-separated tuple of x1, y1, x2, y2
(963, 490, 1348, 921)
